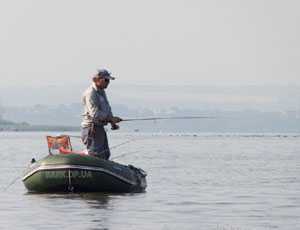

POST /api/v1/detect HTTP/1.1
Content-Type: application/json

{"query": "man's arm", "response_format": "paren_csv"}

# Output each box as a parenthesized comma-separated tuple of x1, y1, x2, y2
(86, 91, 109, 122)
(102, 91, 122, 127)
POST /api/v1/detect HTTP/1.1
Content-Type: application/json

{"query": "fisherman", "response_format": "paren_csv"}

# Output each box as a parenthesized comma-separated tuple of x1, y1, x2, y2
(81, 69, 122, 159)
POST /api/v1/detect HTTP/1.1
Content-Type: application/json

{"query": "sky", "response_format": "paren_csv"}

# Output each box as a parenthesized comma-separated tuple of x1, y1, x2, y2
(0, 0, 299, 87)
(0, 0, 300, 111)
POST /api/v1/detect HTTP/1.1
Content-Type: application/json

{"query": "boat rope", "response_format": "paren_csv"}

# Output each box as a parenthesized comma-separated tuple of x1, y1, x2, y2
(67, 169, 74, 192)
(1, 174, 22, 192)
(0, 166, 26, 169)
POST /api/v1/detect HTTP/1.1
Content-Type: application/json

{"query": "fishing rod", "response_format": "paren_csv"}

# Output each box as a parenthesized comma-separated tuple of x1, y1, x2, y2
(121, 116, 216, 122)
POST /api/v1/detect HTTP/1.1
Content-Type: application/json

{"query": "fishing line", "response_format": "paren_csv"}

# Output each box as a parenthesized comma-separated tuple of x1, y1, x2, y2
(110, 139, 138, 150)
(96, 138, 139, 156)
(57, 135, 139, 155)
(111, 150, 140, 160)
(64, 135, 138, 150)
(57, 138, 139, 156)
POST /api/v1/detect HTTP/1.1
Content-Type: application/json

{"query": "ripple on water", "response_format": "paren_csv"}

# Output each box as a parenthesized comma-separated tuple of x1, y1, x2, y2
(0, 132, 300, 230)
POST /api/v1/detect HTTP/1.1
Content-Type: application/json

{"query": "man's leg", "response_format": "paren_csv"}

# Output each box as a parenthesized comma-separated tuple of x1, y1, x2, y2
(93, 126, 111, 160)
(82, 126, 111, 159)
(81, 126, 101, 157)
(102, 130, 111, 160)
(81, 127, 91, 150)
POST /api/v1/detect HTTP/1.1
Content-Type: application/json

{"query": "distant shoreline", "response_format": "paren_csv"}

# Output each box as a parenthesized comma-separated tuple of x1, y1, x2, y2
(1, 129, 300, 138)
(1, 124, 300, 134)
(0, 125, 79, 132)
(1, 120, 300, 133)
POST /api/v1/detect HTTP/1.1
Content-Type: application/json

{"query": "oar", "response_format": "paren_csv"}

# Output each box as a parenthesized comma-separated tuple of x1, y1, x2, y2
(121, 116, 216, 122)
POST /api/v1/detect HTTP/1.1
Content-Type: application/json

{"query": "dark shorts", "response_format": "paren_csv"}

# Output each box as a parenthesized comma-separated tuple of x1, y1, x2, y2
(81, 125, 111, 160)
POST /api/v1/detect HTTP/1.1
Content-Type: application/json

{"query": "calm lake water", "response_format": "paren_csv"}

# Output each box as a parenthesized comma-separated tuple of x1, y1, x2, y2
(0, 132, 299, 230)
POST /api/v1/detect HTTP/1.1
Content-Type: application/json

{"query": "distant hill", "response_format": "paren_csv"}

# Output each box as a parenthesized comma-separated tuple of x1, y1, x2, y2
(0, 118, 78, 132)
(1, 103, 300, 133)
(0, 118, 17, 125)
(0, 118, 28, 131)
(1, 84, 300, 132)
(1, 84, 300, 111)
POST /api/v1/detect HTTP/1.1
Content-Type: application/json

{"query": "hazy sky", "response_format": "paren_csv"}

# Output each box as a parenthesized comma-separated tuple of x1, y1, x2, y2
(0, 0, 299, 88)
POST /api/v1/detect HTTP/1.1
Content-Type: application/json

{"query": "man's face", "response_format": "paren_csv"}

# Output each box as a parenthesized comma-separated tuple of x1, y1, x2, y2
(94, 77, 110, 89)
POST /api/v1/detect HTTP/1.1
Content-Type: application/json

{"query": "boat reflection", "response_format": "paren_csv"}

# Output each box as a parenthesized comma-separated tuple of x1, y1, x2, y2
(24, 192, 143, 230)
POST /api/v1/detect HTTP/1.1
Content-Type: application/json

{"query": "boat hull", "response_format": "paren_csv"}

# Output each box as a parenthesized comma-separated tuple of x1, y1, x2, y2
(23, 154, 147, 193)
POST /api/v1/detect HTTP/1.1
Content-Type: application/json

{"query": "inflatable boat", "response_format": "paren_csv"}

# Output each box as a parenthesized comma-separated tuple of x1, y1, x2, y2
(22, 135, 147, 193)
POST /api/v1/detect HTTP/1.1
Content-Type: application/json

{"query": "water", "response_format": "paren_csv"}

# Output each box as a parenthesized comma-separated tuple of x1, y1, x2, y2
(0, 132, 299, 230)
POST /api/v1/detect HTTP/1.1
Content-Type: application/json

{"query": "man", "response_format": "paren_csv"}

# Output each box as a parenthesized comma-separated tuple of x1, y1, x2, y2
(81, 69, 122, 160)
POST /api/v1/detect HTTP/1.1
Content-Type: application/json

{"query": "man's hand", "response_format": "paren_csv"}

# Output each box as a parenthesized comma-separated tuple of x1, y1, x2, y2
(109, 116, 122, 130)
(111, 123, 120, 130)
(110, 116, 122, 124)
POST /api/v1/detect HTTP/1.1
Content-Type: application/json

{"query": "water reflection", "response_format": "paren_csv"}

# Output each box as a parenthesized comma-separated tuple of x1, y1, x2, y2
(79, 193, 111, 209)
(24, 192, 113, 210)
(23, 192, 143, 230)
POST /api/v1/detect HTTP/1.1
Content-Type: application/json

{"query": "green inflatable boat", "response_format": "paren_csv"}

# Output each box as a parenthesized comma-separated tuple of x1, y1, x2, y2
(22, 153, 147, 193)
(22, 135, 147, 193)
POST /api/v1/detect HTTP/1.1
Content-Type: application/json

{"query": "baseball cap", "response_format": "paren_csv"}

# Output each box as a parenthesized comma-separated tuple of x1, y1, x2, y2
(96, 69, 115, 80)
